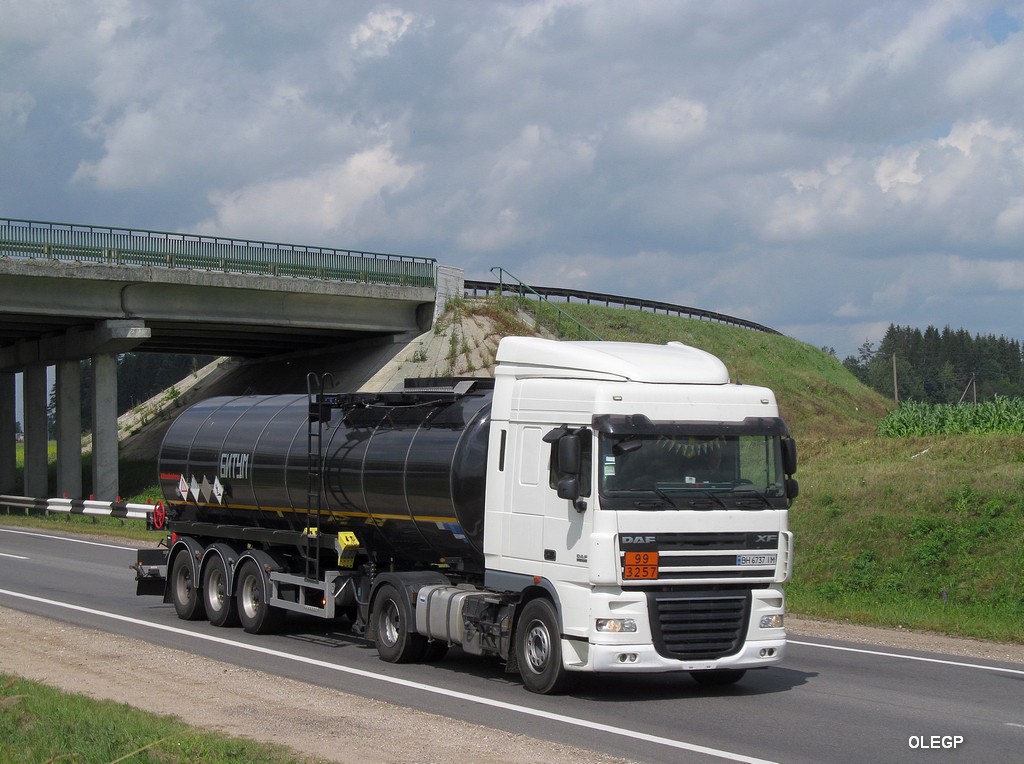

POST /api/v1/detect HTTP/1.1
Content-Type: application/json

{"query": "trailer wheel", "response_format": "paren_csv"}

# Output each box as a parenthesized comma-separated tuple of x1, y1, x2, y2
(236, 560, 284, 634)
(202, 555, 239, 628)
(690, 669, 746, 686)
(515, 598, 569, 694)
(170, 551, 205, 621)
(372, 584, 427, 663)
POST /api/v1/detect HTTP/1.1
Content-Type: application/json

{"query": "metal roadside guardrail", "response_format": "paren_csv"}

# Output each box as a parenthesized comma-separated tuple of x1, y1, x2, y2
(0, 217, 436, 288)
(0, 494, 164, 528)
(465, 274, 781, 335)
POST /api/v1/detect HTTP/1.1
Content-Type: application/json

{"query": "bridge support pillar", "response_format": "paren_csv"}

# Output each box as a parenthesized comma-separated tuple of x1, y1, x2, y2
(56, 360, 83, 499)
(91, 353, 119, 502)
(0, 373, 15, 493)
(23, 364, 49, 498)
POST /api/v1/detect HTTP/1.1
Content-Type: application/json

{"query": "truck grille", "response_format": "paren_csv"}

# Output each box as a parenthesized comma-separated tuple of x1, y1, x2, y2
(646, 591, 750, 661)
(619, 532, 781, 584)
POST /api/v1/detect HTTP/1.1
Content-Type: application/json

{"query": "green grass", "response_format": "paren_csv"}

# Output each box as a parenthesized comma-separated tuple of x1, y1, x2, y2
(0, 674, 323, 763)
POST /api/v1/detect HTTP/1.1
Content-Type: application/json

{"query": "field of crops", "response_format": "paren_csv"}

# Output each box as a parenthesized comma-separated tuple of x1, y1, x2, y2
(878, 396, 1024, 437)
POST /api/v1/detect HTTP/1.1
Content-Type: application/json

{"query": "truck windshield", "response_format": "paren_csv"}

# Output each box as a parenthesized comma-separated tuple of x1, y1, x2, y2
(597, 429, 788, 510)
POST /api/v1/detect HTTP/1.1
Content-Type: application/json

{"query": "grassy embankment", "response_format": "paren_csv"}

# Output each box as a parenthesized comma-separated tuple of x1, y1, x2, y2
(0, 675, 320, 764)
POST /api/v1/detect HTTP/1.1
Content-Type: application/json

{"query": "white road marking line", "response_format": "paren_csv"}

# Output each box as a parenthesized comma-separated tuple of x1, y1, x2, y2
(789, 639, 1024, 675)
(0, 552, 28, 559)
(0, 527, 136, 551)
(0, 587, 777, 764)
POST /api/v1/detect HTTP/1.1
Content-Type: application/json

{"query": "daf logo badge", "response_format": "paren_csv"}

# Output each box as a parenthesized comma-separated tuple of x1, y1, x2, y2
(621, 535, 656, 545)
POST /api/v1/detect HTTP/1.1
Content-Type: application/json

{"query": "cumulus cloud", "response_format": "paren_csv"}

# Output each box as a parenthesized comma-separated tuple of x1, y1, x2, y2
(3, 1, 1024, 356)
(350, 9, 423, 59)
(0, 91, 35, 138)
(201, 144, 419, 241)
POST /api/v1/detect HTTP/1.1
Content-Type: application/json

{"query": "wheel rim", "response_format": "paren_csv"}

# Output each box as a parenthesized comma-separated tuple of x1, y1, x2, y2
(207, 567, 226, 612)
(174, 564, 193, 604)
(379, 599, 400, 648)
(240, 573, 260, 620)
(524, 619, 551, 673)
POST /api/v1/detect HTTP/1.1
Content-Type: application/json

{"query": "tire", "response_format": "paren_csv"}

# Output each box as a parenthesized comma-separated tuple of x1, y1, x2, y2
(515, 598, 569, 694)
(236, 560, 285, 634)
(690, 669, 746, 686)
(202, 554, 239, 628)
(371, 584, 427, 663)
(170, 550, 206, 621)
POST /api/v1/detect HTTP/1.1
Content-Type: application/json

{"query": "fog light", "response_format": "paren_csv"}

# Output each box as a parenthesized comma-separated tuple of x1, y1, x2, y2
(760, 614, 784, 629)
(596, 618, 637, 633)
(616, 652, 639, 663)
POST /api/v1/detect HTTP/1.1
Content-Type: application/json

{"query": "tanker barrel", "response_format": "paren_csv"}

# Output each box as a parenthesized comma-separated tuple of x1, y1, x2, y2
(158, 381, 494, 568)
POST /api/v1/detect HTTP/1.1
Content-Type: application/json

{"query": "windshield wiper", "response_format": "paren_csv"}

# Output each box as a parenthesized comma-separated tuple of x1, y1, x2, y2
(648, 484, 683, 508)
(682, 489, 728, 510)
(729, 487, 774, 508)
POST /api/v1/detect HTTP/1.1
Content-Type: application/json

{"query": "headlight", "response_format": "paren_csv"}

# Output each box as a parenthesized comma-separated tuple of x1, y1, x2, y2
(760, 614, 784, 629)
(596, 618, 637, 633)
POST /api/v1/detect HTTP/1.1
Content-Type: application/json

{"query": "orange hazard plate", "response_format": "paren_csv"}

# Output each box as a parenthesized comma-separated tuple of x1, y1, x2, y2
(623, 551, 659, 579)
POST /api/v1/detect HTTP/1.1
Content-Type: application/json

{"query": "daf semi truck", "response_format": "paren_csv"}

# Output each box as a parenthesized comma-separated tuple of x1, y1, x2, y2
(134, 336, 797, 693)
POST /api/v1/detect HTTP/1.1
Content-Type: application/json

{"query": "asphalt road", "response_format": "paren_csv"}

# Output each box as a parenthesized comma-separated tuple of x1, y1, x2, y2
(1, 525, 1021, 763)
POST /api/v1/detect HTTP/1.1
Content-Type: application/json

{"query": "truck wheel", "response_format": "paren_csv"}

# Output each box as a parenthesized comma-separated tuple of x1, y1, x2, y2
(236, 560, 284, 634)
(515, 598, 569, 694)
(202, 555, 239, 628)
(690, 669, 746, 686)
(170, 551, 206, 621)
(372, 584, 427, 663)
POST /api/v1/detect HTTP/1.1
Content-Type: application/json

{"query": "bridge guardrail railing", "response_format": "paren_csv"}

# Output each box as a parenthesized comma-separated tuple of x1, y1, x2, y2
(0, 218, 436, 289)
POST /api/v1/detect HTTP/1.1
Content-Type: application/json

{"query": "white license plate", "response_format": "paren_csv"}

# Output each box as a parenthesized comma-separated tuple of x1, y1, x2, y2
(737, 554, 777, 566)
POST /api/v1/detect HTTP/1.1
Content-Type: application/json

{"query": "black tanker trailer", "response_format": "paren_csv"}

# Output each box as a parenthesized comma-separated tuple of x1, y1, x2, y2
(157, 379, 492, 570)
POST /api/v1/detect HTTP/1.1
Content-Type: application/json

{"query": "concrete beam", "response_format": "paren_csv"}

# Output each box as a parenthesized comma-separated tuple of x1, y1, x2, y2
(0, 319, 151, 371)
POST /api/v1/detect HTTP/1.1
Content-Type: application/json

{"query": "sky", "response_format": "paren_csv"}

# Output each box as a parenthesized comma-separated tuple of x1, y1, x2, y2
(2, 1, 1023, 360)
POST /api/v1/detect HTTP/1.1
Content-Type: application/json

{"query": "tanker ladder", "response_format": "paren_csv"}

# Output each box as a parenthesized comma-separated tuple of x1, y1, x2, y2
(304, 372, 333, 583)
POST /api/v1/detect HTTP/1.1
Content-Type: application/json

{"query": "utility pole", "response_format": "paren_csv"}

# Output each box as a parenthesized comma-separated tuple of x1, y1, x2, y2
(892, 353, 899, 404)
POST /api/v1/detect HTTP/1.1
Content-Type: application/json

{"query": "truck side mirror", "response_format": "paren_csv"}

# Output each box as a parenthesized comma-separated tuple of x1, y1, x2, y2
(557, 476, 579, 501)
(785, 477, 799, 500)
(558, 434, 580, 475)
(546, 427, 588, 512)
(781, 438, 797, 476)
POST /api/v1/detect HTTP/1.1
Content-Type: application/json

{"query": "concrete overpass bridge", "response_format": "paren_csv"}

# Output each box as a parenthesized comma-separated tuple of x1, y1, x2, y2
(0, 218, 459, 500)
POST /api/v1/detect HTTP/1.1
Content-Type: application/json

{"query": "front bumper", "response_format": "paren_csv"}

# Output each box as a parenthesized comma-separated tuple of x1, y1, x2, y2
(573, 636, 786, 673)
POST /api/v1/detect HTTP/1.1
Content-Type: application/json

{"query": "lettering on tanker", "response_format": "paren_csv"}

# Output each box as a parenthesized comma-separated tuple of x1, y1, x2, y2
(220, 452, 251, 480)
